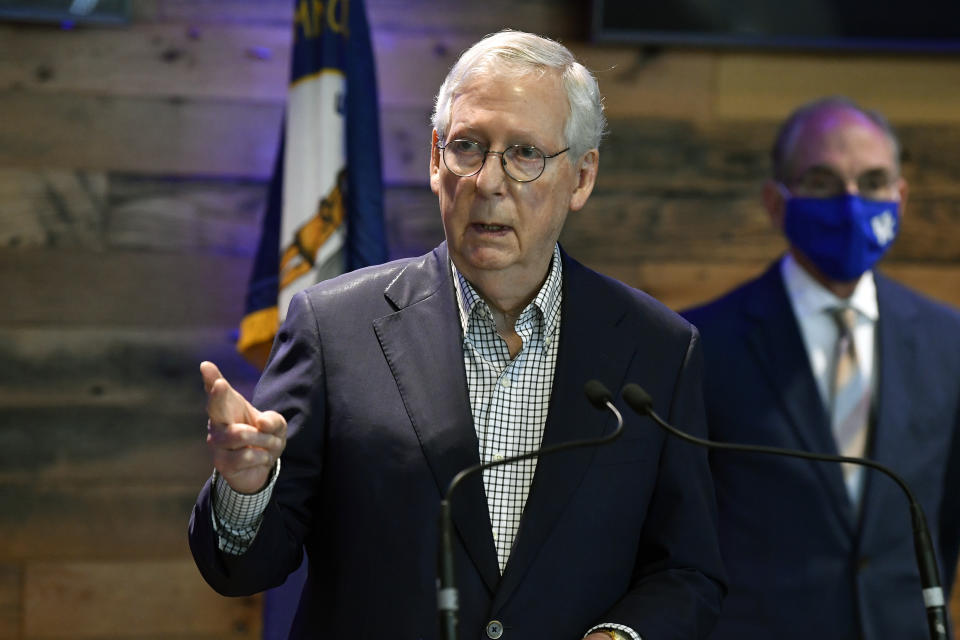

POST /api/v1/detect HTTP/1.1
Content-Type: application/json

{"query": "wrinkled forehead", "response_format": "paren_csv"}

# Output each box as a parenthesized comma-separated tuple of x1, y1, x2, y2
(452, 65, 565, 106)
(447, 69, 569, 135)
(783, 107, 897, 181)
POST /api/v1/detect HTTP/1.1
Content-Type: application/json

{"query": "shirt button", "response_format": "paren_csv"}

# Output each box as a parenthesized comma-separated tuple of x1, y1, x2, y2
(544, 336, 552, 346)
(486, 620, 504, 639)
(500, 377, 511, 388)
(493, 453, 504, 462)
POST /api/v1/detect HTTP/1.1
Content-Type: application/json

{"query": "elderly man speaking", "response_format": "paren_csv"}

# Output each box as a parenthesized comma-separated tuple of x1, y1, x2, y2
(189, 30, 725, 640)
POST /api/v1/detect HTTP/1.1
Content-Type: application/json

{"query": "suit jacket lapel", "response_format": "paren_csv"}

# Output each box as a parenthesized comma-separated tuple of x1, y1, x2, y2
(494, 251, 635, 609)
(858, 272, 918, 540)
(744, 262, 855, 532)
(372, 243, 501, 594)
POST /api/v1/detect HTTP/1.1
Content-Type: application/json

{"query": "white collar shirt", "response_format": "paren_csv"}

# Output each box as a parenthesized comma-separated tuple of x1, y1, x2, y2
(451, 244, 563, 573)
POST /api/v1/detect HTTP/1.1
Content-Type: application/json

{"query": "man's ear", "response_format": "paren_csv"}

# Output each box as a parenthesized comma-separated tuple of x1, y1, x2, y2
(430, 129, 442, 195)
(895, 176, 909, 219)
(762, 179, 787, 231)
(569, 149, 599, 212)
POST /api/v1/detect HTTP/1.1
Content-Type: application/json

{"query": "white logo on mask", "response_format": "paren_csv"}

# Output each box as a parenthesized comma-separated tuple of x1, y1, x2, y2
(871, 210, 896, 246)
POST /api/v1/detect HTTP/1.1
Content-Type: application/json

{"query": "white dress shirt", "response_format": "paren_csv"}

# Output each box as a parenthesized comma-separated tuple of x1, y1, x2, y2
(780, 253, 879, 505)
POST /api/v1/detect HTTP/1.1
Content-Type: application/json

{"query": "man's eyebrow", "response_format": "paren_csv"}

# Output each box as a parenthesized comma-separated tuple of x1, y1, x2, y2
(795, 165, 840, 180)
(860, 167, 894, 177)
(803, 165, 838, 174)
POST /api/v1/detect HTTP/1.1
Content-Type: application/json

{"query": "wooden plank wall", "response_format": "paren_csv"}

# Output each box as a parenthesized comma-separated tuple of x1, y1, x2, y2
(1, 0, 959, 637)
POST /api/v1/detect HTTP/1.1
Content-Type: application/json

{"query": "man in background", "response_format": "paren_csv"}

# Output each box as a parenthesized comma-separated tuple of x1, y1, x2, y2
(684, 96, 960, 639)
(189, 30, 725, 639)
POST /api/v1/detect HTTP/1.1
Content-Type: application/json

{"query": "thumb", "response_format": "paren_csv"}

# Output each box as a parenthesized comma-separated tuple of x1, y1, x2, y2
(256, 410, 287, 436)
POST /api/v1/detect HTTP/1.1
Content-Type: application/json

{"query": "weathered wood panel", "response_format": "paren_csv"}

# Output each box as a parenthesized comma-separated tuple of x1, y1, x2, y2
(23, 561, 259, 638)
(0, 24, 288, 101)
(564, 192, 782, 262)
(133, 0, 293, 26)
(107, 175, 265, 256)
(717, 53, 960, 123)
(572, 47, 717, 122)
(1, 25, 715, 134)
(0, 406, 210, 483)
(0, 564, 19, 639)
(0, 92, 438, 182)
(0, 484, 203, 562)
(0, 169, 108, 249)
(597, 120, 770, 190)
(0, 328, 258, 406)
(564, 259, 754, 311)
(897, 128, 960, 193)
(134, 0, 582, 37)
(0, 248, 250, 328)
(367, 0, 583, 37)
(0, 91, 281, 177)
(0, 170, 265, 254)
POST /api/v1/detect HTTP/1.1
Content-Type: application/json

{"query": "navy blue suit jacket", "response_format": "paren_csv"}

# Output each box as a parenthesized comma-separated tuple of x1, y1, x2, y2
(683, 260, 960, 640)
(189, 244, 725, 639)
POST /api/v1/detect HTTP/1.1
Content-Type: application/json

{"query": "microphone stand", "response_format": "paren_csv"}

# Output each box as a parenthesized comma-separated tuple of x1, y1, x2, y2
(437, 380, 625, 640)
(622, 383, 949, 640)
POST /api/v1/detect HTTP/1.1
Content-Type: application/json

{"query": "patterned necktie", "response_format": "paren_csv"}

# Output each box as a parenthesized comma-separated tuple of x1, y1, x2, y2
(829, 306, 871, 503)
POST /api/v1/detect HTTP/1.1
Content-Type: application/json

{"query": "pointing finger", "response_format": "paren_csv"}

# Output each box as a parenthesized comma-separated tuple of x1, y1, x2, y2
(201, 361, 257, 427)
(200, 361, 224, 394)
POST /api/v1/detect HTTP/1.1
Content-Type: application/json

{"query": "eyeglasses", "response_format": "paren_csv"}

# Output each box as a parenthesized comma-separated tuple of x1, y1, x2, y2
(438, 138, 570, 183)
(789, 167, 899, 201)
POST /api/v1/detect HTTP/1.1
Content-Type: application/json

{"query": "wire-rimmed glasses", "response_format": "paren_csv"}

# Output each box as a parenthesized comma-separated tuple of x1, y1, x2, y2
(438, 138, 570, 183)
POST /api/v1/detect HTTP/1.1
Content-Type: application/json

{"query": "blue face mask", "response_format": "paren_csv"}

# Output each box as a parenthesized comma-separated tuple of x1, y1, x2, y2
(783, 193, 900, 281)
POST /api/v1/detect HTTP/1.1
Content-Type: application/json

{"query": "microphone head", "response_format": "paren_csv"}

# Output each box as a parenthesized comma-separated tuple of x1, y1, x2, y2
(622, 383, 654, 415)
(583, 379, 613, 409)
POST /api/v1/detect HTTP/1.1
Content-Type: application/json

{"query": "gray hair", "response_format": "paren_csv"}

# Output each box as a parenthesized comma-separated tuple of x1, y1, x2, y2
(431, 30, 607, 160)
(771, 95, 902, 183)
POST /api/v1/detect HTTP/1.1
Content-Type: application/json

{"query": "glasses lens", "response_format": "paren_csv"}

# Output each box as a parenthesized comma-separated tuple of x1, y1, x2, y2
(443, 139, 485, 176)
(503, 145, 546, 182)
(793, 169, 896, 201)
(857, 173, 896, 201)
(794, 172, 844, 198)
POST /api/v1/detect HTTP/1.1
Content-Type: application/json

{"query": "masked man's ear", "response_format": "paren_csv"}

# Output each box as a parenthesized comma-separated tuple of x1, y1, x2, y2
(763, 180, 788, 231)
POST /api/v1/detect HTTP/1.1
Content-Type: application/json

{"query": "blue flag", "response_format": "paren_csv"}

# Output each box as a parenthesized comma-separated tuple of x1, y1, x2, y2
(238, 0, 387, 370)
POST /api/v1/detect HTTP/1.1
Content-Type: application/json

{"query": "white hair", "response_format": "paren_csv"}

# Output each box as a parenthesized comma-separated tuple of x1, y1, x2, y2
(431, 30, 607, 159)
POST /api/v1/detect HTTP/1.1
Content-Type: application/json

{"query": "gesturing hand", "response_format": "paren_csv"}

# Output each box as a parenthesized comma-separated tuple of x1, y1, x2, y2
(201, 361, 287, 494)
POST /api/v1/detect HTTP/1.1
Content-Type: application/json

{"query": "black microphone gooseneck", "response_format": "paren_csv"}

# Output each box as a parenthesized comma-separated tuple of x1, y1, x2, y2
(621, 383, 948, 640)
(437, 380, 624, 640)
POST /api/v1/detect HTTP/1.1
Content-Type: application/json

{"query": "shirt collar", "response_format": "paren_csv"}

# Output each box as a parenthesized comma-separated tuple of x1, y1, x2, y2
(451, 244, 564, 336)
(780, 252, 879, 322)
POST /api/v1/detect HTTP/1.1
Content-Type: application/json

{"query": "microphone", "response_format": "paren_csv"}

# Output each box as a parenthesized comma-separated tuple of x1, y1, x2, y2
(621, 383, 948, 640)
(438, 380, 624, 640)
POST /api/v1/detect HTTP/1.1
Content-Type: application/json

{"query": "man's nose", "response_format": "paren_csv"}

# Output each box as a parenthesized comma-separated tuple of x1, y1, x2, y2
(475, 151, 508, 192)
(841, 179, 861, 196)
